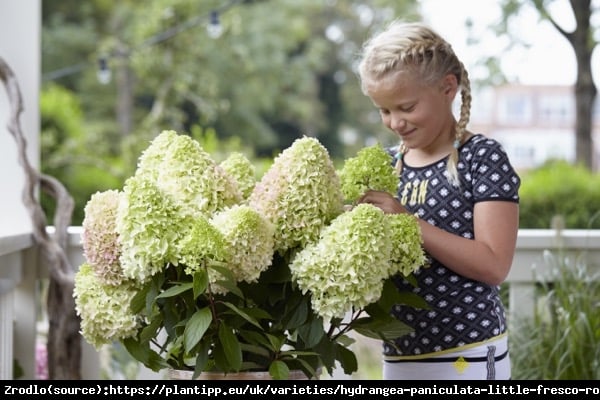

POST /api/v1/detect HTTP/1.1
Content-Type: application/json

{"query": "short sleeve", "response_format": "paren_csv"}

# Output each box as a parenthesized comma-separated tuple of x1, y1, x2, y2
(469, 139, 520, 203)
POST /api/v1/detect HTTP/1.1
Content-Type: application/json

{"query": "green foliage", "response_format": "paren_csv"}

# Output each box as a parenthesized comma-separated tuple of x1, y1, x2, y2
(519, 160, 600, 229)
(40, 84, 124, 225)
(510, 250, 600, 379)
(122, 254, 368, 379)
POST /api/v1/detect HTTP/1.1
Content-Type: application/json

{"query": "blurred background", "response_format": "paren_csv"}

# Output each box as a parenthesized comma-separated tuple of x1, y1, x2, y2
(39, 0, 600, 226)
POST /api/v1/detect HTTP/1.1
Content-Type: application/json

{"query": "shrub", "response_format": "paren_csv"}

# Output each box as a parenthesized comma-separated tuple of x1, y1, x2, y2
(518, 160, 600, 229)
(510, 250, 600, 379)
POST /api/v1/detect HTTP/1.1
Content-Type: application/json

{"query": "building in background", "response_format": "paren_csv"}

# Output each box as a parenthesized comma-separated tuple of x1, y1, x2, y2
(469, 84, 600, 172)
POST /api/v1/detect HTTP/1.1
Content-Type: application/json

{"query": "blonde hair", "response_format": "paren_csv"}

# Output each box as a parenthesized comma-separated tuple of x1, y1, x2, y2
(357, 20, 472, 187)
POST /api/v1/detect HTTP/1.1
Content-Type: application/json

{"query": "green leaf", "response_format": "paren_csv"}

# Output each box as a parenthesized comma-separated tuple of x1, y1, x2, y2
(214, 278, 243, 298)
(221, 301, 262, 329)
(209, 263, 236, 282)
(192, 270, 208, 299)
(265, 333, 285, 350)
(192, 341, 211, 379)
(269, 360, 290, 380)
(395, 291, 430, 309)
(238, 330, 274, 351)
(352, 317, 413, 341)
(130, 283, 150, 314)
(122, 336, 168, 372)
(218, 322, 242, 371)
(371, 279, 429, 313)
(297, 317, 326, 348)
(184, 307, 213, 353)
(139, 316, 163, 343)
(283, 298, 309, 329)
(157, 282, 193, 299)
(293, 357, 321, 380)
(336, 342, 358, 375)
(239, 342, 272, 359)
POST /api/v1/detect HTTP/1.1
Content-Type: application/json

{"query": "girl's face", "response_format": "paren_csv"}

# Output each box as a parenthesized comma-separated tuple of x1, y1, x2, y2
(365, 70, 458, 153)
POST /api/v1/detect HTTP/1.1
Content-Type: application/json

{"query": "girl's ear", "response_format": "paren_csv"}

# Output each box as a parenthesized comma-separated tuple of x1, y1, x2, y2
(442, 73, 459, 99)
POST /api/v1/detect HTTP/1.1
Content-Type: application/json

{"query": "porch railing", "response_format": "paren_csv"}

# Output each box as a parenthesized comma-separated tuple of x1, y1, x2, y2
(1, 227, 599, 380)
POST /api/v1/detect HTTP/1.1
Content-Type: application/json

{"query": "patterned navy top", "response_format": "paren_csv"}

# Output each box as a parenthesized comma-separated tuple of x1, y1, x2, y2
(385, 134, 521, 358)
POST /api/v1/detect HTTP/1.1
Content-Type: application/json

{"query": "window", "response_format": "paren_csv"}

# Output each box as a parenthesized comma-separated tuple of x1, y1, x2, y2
(538, 94, 573, 125)
(497, 93, 533, 125)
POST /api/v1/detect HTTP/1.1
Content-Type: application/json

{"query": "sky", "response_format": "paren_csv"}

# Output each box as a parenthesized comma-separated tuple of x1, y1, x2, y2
(418, 0, 598, 86)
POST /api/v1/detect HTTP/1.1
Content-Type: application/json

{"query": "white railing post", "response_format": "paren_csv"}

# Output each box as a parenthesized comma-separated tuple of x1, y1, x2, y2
(507, 229, 600, 324)
(0, 288, 14, 380)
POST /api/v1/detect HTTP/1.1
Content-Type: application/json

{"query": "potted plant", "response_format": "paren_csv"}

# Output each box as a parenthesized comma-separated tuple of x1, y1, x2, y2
(73, 130, 427, 380)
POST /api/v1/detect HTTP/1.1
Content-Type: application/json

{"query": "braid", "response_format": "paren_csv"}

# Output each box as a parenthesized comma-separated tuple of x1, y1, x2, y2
(394, 141, 408, 175)
(446, 62, 471, 187)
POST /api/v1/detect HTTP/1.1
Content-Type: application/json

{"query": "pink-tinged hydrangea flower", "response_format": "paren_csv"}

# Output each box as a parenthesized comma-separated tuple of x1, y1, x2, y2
(73, 264, 140, 349)
(249, 136, 343, 253)
(211, 205, 275, 287)
(116, 175, 187, 282)
(136, 130, 242, 219)
(338, 143, 398, 203)
(388, 214, 426, 277)
(290, 204, 392, 321)
(35, 340, 48, 380)
(219, 152, 256, 200)
(81, 190, 125, 286)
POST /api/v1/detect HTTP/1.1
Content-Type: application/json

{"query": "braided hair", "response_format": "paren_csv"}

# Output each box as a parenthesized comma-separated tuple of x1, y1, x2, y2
(358, 21, 472, 187)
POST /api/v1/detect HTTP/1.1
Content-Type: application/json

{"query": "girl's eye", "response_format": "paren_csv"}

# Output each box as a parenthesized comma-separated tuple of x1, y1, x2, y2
(401, 104, 415, 112)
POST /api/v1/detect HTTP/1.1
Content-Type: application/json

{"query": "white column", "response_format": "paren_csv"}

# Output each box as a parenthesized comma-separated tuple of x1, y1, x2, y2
(0, 0, 41, 381)
(0, 289, 14, 380)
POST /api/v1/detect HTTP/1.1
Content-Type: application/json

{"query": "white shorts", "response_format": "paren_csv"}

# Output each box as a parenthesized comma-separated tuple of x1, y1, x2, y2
(383, 335, 510, 380)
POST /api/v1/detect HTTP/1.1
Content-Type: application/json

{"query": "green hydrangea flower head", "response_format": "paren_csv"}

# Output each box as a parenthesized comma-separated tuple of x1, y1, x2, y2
(219, 152, 256, 200)
(290, 203, 392, 321)
(136, 130, 242, 218)
(81, 189, 124, 286)
(116, 175, 187, 282)
(338, 143, 398, 203)
(211, 204, 275, 286)
(249, 136, 343, 253)
(176, 214, 229, 278)
(136, 130, 179, 181)
(388, 213, 426, 277)
(73, 263, 140, 349)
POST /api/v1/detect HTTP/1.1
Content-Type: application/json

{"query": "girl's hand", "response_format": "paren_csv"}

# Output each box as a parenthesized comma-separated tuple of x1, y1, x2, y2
(357, 190, 407, 214)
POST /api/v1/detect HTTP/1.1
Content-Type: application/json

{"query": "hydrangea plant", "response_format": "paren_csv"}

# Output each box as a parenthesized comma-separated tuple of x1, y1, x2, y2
(74, 130, 427, 380)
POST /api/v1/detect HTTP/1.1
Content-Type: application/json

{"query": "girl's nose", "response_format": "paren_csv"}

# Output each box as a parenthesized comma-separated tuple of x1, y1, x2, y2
(390, 113, 406, 132)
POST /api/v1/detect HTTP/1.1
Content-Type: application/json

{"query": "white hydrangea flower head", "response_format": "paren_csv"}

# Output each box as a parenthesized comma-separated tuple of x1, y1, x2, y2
(219, 152, 256, 201)
(211, 205, 275, 287)
(73, 263, 140, 349)
(290, 203, 393, 321)
(249, 136, 343, 253)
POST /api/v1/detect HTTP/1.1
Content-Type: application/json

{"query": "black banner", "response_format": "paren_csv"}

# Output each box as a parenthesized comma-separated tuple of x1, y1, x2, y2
(3, 380, 600, 398)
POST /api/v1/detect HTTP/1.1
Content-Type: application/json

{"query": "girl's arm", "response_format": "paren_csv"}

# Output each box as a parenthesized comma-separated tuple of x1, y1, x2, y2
(357, 190, 519, 285)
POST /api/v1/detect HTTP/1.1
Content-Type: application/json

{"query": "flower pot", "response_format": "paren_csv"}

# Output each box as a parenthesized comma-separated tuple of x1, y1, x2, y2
(167, 369, 319, 380)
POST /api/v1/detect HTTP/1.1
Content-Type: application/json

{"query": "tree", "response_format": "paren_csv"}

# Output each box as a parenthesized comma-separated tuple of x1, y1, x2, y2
(1, 58, 80, 380)
(499, 0, 598, 171)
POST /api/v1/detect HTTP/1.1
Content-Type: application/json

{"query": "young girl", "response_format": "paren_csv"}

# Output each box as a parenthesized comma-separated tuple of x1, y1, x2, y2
(356, 20, 521, 380)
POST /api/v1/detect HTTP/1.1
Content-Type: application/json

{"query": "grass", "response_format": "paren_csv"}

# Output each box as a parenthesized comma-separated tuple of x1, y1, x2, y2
(509, 249, 600, 379)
